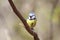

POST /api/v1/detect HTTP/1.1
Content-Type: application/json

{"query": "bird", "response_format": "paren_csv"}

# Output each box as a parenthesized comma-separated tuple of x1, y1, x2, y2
(27, 12, 37, 30)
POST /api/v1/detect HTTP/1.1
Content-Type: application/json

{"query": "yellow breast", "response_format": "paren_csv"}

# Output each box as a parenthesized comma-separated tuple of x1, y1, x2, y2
(27, 19, 36, 28)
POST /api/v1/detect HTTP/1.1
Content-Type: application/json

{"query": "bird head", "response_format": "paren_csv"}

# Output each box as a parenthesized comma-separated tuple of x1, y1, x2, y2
(28, 12, 36, 20)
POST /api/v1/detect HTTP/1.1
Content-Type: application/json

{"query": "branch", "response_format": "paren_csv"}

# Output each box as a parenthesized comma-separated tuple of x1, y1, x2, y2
(8, 0, 39, 40)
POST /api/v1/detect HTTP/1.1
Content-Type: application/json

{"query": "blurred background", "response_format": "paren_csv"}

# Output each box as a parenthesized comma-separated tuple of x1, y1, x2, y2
(0, 0, 60, 40)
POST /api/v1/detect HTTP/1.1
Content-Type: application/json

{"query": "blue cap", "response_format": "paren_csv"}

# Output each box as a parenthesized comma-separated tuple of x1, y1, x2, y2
(29, 12, 35, 16)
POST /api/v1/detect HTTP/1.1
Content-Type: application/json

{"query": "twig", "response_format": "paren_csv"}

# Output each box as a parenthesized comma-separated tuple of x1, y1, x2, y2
(8, 0, 40, 40)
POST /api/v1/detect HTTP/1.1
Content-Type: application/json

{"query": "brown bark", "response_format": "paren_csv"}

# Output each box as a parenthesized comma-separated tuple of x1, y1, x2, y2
(8, 0, 39, 40)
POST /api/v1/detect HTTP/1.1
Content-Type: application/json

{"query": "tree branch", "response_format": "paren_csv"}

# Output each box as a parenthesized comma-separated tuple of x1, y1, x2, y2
(8, 0, 39, 40)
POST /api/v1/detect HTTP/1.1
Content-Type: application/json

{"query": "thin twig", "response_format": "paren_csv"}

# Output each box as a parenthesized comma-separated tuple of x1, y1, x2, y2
(8, 0, 40, 40)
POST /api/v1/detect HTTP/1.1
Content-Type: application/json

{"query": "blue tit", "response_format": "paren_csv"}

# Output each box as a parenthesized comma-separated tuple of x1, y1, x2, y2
(27, 12, 37, 30)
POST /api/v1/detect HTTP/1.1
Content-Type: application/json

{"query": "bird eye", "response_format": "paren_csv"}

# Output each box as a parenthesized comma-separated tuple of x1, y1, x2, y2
(30, 16, 32, 18)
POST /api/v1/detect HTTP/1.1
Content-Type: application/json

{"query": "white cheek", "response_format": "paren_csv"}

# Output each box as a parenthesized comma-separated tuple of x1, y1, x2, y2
(32, 16, 36, 19)
(28, 17, 30, 19)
